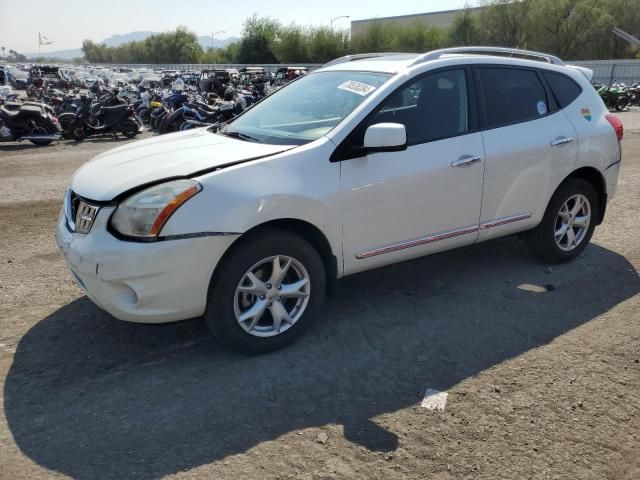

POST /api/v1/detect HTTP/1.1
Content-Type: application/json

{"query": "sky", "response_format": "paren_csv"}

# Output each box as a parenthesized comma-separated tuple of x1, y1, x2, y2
(0, 0, 472, 53)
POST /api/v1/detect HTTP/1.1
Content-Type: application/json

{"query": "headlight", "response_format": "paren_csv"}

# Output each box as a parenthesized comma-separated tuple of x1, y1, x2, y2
(110, 179, 201, 239)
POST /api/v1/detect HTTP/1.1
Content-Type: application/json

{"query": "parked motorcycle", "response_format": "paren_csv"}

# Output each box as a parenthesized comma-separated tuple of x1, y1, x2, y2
(596, 82, 634, 111)
(0, 103, 62, 145)
(67, 95, 143, 141)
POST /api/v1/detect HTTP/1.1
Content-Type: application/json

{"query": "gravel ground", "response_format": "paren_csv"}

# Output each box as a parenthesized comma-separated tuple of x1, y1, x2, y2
(0, 113, 639, 480)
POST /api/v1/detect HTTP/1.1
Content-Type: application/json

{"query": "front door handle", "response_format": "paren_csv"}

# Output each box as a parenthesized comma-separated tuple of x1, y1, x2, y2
(551, 136, 574, 147)
(451, 155, 482, 168)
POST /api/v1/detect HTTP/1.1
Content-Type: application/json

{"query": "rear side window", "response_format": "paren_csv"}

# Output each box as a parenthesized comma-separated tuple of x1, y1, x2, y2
(478, 68, 549, 129)
(542, 71, 582, 108)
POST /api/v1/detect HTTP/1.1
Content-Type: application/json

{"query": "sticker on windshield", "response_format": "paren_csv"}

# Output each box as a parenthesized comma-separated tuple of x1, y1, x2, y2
(338, 80, 377, 96)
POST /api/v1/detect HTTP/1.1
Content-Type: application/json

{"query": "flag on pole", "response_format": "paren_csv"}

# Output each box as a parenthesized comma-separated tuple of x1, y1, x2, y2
(39, 33, 54, 46)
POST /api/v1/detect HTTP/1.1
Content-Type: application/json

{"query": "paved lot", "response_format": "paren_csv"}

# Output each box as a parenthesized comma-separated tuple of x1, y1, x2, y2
(0, 113, 639, 479)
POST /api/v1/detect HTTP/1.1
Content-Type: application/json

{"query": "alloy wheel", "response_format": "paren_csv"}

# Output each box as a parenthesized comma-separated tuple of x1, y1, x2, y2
(234, 255, 311, 337)
(554, 194, 591, 251)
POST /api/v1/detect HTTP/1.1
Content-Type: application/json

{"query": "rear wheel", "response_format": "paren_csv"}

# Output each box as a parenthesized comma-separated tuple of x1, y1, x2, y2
(71, 121, 87, 141)
(28, 125, 52, 146)
(205, 228, 326, 354)
(120, 119, 139, 139)
(527, 178, 598, 263)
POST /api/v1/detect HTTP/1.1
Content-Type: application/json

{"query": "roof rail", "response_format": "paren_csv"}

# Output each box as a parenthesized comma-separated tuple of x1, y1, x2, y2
(410, 47, 565, 67)
(322, 53, 409, 68)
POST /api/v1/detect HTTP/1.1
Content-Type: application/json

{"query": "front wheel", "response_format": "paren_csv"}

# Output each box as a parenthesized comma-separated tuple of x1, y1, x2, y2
(205, 228, 326, 354)
(527, 178, 598, 263)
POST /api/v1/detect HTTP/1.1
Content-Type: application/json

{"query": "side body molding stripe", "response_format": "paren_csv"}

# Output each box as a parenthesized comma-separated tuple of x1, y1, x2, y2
(355, 213, 531, 259)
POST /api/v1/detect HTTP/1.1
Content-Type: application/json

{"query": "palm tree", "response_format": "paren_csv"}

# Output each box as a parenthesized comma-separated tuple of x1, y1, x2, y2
(8, 49, 16, 59)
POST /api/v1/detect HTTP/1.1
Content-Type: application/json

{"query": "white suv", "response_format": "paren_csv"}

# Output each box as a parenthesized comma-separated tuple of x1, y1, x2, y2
(57, 47, 623, 354)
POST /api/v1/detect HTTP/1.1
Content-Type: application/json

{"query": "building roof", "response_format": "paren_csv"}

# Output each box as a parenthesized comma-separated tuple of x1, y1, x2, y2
(351, 7, 483, 24)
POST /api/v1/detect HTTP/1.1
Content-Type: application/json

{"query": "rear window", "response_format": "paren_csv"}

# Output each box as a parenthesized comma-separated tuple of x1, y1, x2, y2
(542, 71, 582, 108)
(478, 67, 549, 129)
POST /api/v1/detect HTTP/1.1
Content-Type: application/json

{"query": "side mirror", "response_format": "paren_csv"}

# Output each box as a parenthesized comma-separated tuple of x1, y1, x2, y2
(363, 123, 407, 153)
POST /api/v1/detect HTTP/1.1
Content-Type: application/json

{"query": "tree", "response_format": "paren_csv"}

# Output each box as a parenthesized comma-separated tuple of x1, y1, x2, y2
(273, 24, 309, 63)
(306, 27, 349, 63)
(448, 9, 481, 46)
(237, 14, 280, 63)
(351, 21, 396, 53)
(527, 0, 615, 59)
(393, 22, 445, 52)
(604, 0, 640, 58)
(82, 27, 203, 64)
(478, 0, 530, 48)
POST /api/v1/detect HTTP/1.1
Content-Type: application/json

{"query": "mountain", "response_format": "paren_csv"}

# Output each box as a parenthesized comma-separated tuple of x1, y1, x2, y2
(196, 36, 240, 50)
(102, 32, 240, 49)
(26, 32, 240, 60)
(102, 31, 157, 47)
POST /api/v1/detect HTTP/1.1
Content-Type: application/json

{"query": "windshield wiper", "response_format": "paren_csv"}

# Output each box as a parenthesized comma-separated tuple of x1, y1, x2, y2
(221, 130, 262, 143)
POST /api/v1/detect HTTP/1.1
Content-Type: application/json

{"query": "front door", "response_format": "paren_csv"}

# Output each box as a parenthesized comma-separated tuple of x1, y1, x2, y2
(339, 68, 486, 274)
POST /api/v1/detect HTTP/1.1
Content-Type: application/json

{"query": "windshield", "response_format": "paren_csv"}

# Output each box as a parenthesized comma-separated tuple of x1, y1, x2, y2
(221, 71, 390, 145)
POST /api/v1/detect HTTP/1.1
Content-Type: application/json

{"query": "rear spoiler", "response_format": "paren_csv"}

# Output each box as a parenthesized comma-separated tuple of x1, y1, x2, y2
(567, 65, 594, 82)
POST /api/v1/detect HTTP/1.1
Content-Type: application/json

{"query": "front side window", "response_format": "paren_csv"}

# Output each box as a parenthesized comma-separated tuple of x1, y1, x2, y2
(478, 67, 549, 129)
(368, 69, 469, 144)
(222, 71, 390, 145)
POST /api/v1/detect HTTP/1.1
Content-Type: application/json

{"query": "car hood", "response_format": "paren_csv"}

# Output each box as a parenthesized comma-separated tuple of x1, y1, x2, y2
(71, 128, 294, 201)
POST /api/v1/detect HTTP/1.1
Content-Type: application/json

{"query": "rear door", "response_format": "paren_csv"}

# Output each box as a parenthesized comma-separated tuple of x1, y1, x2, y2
(475, 66, 578, 241)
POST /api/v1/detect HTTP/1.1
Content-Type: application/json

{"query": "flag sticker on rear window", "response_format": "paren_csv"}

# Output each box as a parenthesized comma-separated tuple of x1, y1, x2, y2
(581, 108, 592, 121)
(338, 80, 377, 96)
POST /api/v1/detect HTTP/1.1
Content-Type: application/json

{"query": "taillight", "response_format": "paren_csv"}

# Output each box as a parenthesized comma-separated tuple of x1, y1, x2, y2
(606, 114, 624, 141)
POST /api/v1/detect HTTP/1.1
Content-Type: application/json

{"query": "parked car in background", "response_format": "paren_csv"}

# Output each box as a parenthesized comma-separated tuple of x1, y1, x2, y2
(57, 47, 622, 354)
(8, 68, 28, 89)
(28, 65, 61, 86)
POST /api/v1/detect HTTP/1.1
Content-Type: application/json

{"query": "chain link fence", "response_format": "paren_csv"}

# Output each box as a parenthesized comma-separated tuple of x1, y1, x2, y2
(567, 59, 640, 85)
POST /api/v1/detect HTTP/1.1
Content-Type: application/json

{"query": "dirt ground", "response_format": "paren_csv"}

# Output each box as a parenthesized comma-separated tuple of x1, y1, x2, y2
(0, 113, 639, 480)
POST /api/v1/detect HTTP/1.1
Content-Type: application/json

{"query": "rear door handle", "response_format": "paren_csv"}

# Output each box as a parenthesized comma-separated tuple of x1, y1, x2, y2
(451, 155, 482, 168)
(551, 136, 574, 147)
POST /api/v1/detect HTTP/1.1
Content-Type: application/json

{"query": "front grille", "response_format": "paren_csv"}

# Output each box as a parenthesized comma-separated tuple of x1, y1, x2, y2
(66, 190, 100, 234)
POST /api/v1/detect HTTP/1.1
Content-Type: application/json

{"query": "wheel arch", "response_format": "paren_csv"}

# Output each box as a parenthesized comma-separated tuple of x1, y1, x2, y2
(561, 167, 607, 225)
(210, 218, 339, 298)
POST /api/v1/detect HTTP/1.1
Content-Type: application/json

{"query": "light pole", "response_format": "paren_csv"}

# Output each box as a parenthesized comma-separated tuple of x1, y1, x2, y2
(211, 30, 226, 65)
(330, 15, 350, 29)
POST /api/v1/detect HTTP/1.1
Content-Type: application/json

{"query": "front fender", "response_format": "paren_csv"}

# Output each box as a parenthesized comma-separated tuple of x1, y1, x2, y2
(161, 137, 342, 270)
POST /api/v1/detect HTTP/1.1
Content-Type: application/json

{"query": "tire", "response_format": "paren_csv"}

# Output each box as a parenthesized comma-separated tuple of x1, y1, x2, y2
(137, 107, 150, 124)
(29, 139, 53, 146)
(205, 228, 326, 354)
(58, 112, 76, 139)
(161, 112, 183, 134)
(71, 121, 87, 141)
(120, 119, 139, 139)
(527, 178, 598, 263)
(28, 122, 54, 146)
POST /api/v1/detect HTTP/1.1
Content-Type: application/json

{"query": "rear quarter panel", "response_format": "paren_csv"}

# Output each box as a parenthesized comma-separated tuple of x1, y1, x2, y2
(561, 73, 621, 198)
